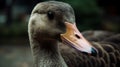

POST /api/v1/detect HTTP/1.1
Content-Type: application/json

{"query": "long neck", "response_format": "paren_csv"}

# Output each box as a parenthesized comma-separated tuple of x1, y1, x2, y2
(29, 37, 67, 67)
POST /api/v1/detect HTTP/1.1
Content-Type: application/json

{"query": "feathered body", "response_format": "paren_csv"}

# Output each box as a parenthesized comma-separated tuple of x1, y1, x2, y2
(60, 34, 120, 67)
(28, 1, 120, 67)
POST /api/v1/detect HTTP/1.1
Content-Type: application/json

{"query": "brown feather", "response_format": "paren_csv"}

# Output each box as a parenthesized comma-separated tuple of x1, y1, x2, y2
(59, 34, 120, 67)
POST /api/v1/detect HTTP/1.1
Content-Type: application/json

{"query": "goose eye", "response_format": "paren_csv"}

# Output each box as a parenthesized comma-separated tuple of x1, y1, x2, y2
(47, 11, 54, 20)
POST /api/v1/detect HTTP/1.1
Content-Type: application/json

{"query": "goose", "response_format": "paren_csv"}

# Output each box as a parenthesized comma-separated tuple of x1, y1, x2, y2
(28, 1, 120, 67)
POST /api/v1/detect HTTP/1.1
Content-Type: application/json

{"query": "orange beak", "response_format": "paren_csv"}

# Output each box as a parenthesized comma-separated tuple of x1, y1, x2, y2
(60, 22, 98, 55)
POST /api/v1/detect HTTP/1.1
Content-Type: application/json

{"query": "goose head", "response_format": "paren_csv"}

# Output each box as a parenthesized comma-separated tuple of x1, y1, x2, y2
(28, 1, 97, 55)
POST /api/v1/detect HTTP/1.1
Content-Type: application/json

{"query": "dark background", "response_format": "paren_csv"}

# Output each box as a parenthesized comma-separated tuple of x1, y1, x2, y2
(0, 0, 120, 67)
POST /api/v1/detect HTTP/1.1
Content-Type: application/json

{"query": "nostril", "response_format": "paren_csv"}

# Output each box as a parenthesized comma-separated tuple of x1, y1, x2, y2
(91, 48, 97, 56)
(75, 34, 81, 39)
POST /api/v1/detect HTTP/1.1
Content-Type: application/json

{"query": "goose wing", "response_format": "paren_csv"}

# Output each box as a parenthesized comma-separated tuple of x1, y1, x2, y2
(60, 34, 120, 67)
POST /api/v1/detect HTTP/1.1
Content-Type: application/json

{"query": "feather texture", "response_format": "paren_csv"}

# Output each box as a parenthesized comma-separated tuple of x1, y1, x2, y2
(28, 1, 120, 67)
(60, 34, 120, 67)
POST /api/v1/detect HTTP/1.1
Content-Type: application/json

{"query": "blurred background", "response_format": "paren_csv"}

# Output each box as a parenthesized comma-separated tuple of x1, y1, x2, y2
(0, 0, 120, 67)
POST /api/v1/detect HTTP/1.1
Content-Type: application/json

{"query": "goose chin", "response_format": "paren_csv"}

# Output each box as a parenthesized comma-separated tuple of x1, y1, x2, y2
(60, 22, 98, 55)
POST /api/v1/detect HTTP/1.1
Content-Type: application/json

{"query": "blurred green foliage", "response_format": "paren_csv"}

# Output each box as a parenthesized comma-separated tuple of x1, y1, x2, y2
(58, 0, 101, 31)
(0, 22, 27, 37)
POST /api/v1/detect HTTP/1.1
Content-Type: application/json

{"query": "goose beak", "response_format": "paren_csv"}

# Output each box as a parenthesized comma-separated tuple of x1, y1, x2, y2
(60, 22, 98, 55)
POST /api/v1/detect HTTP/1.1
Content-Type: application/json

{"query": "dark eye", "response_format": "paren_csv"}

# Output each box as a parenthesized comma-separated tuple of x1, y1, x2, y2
(47, 11, 54, 20)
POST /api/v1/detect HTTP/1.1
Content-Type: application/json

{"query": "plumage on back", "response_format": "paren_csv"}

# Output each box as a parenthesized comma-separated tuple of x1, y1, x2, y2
(60, 34, 120, 67)
(82, 30, 115, 42)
